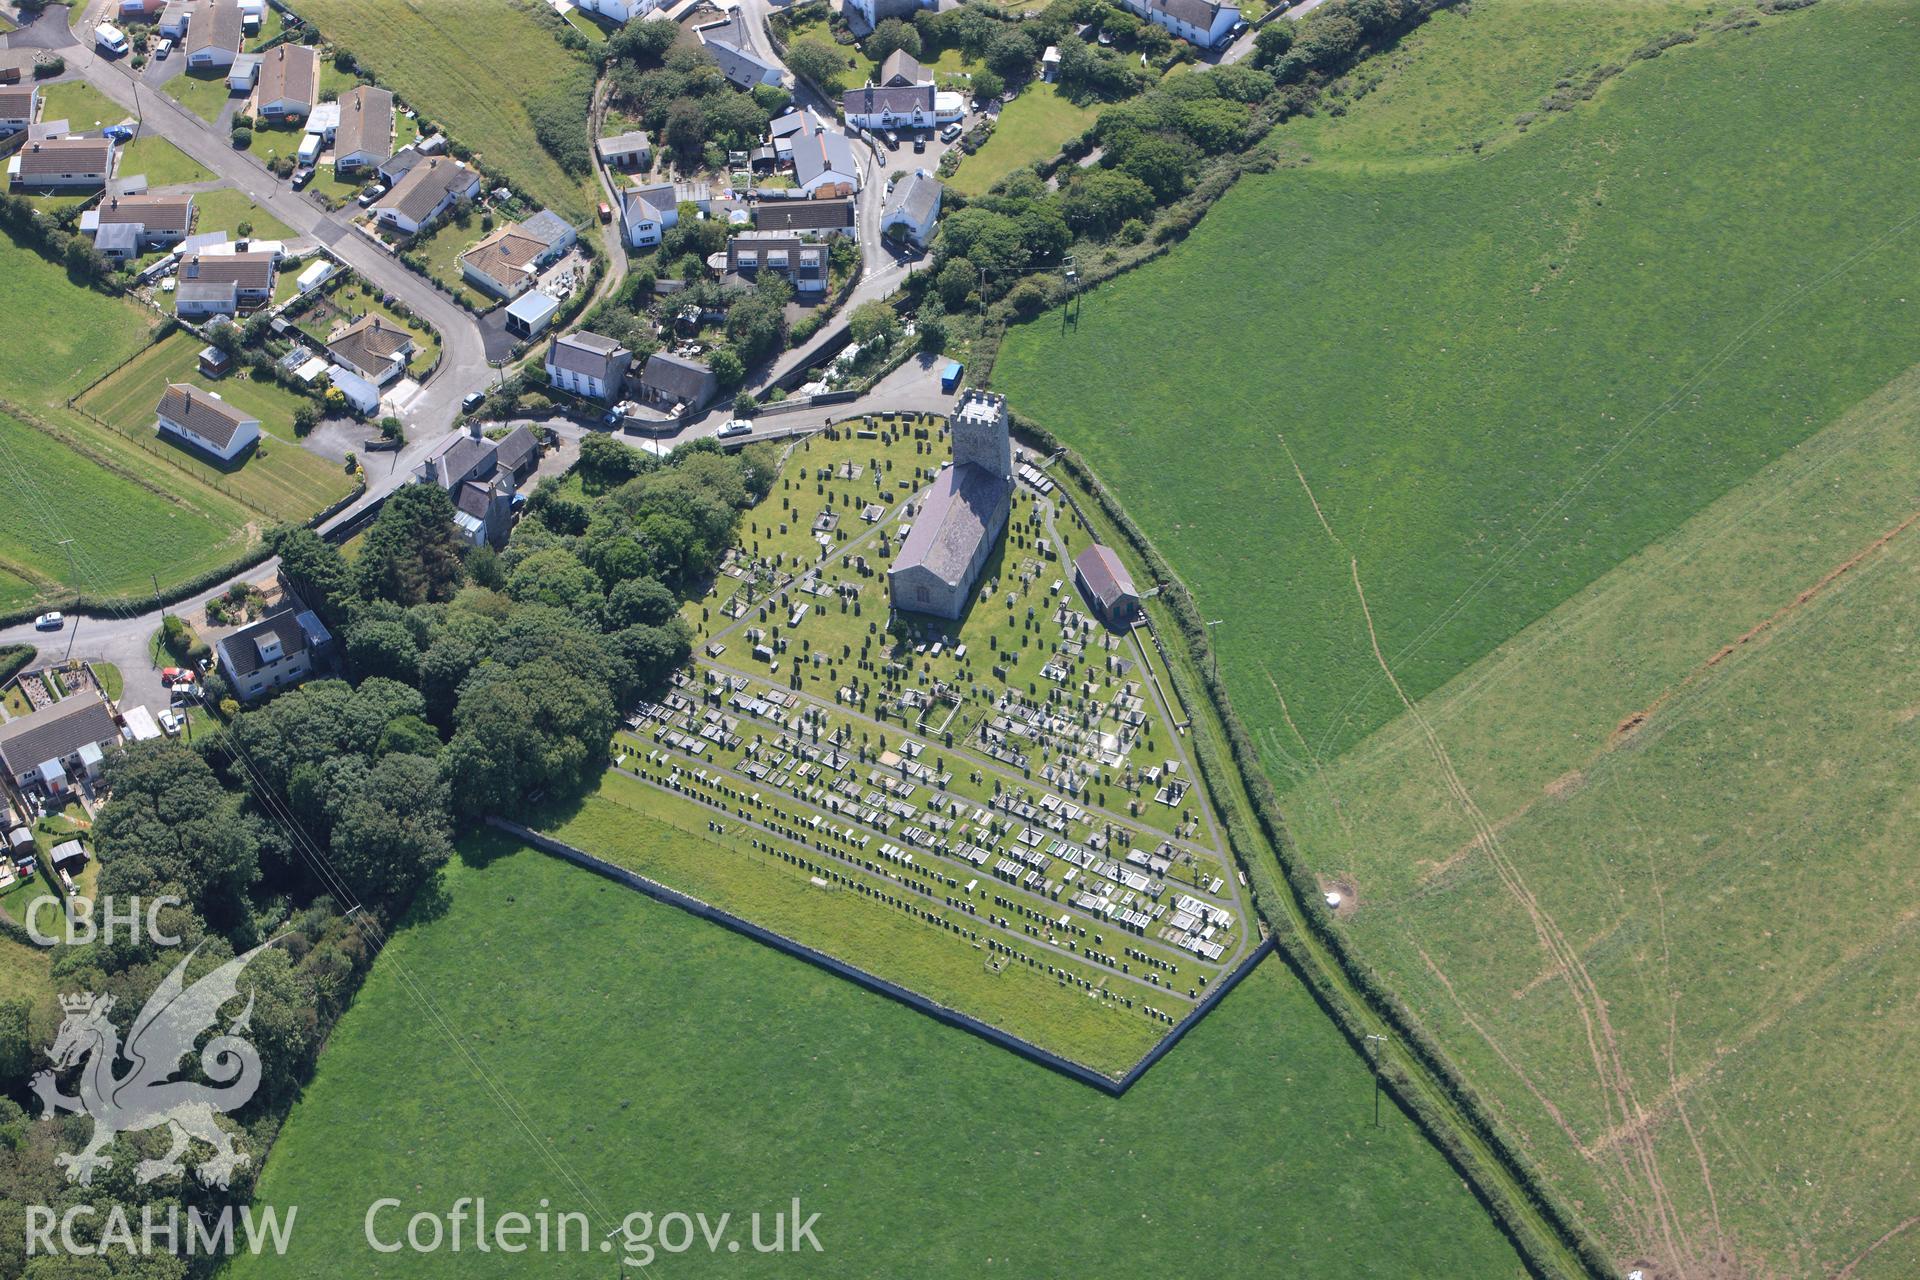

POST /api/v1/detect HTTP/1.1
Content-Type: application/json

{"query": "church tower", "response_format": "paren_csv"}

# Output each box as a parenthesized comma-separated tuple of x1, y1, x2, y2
(950, 389, 1011, 481)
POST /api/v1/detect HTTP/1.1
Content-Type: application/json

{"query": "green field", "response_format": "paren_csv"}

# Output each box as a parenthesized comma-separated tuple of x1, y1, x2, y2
(948, 83, 1096, 197)
(0, 234, 334, 604)
(994, 0, 1920, 764)
(36, 78, 126, 130)
(294, 0, 595, 221)
(230, 835, 1526, 1278)
(73, 331, 356, 520)
(1283, 358, 1920, 1279)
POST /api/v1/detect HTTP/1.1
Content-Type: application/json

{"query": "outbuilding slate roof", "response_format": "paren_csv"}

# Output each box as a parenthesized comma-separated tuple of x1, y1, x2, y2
(493, 424, 539, 475)
(1074, 543, 1138, 610)
(640, 351, 712, 404)
(841, 84, 934, 117)
(754, 197, 853, 233)
(157, 383, 257, 448)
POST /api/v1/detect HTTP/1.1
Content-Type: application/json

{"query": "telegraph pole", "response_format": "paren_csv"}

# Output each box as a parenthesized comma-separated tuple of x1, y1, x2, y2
(1364, 1033, 1388, 1127)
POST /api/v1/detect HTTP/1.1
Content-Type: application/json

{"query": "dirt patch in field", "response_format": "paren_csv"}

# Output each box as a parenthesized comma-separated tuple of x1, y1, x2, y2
(1317, 874, 1359, 917)
(1544, 768, 1586, 801)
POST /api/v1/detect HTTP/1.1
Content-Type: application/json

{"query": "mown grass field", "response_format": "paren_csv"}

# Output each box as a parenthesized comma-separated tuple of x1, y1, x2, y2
(167, 67, 240, 123)
(948, 83, 1096, 197)
(230, 836, 1526, 1279)
(1284, 359, 1920, 1280)
(294, 0, 596, 221)
(0, 236, 316, 603)
(995, 0, 1920, 765)
(74, 331, 356, 521)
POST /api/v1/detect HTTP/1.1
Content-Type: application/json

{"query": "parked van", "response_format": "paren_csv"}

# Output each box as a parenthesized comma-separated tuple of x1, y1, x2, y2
(95, 23, 130, 55)
(296, 133, 323, 165)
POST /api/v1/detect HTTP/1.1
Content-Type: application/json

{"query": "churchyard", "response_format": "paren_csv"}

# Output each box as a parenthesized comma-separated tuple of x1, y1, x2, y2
(567, 415, 1254, 1072)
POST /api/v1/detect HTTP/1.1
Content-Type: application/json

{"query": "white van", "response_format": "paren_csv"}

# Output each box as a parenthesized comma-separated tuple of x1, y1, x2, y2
(94, 23, 130, 55)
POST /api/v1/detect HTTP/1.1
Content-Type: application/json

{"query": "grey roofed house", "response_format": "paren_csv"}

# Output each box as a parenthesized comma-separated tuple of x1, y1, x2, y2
(375, 156, 475, 225)
(841, 83, 934, 119)
(1140, 0, 1232, 29)
(326, 313, 412, 381)
(254, 42, 317, 112)
(520, 208, 575, 251)
(754, 197, 854, 234)
(421, 431, 497, 489)
(0, 85, 37, 123)
(333, 85, 394, 163)
(378, 143, 427, 183)
(216, 602, 330, 681)
(0, 692, 118, 781)
(547, 330, 629, 379)
(768, 109, 811, 141)
(638, 351, 716, 409)
(623, 182, 677, 221)
(705, 35, 783, 89)
(791, 125, 859, 190)
(893, 462, 1008, 589)
(493, 423, 539, 479)
(0, 695, 117, 781)
(882, 169, 941, 233)
(12, 137, 114, 181)
(156, 383, 255, 449)
(179, 250, 275, 292)
(878, 50, 928, 86)
(1074, 543, 1138, 614)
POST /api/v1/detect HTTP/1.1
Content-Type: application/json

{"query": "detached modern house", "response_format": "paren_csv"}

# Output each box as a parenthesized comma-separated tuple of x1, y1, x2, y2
(618, 182, 678, 249)
(174, 250, 276, 315)
(80, 192, 196, 257)
(574, 0, 660, 21)
(789, 119, 861, 194)
(8, 137, 114, 191)
(701, 12, 783, 90)
(253, 43, 318, 120)
(726, 233, 826, 294)
(545, 331, 632, 403)
(333, 85, 395, 174)
(216, 601, 334, 702)
(185, 0, 244, 70)
(458, 209, 575, 299)
(0, 692, 120, 798)
(880, 169, 941, 248)
(325, 313, 414, 386)
(1118, 0, 1240, 49)
(371, 156, 480, 235)
(155, 383, 261, 463)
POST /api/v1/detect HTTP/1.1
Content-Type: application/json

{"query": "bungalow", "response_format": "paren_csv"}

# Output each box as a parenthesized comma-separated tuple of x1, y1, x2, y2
(596, 129, 652, 171)
(177, 250, 275, 309)
(702, 14, 783, 90)
(8, 137, 114, 191)
(254, 43, 318, 120)
(635, 351, 717, 414)
(842, 83, 935, 133)
(618, 182, 678, 249)
(880, 168, 941, 248)
(326, 313, 414, 385)
(80, 192, 195, 253)
(0, 85, 37, 139)
(726, 232, 826, 293)
(574, 0, 658, 21)
(371, 156, 480, 235)
(215, 601, 334, 702)
(376, 143, 427, 186)
(333, 86, 395, 174)
(754, 196, 854, 237)
(325, 363, 381, 415)
(1117, 0, 1240, 50)
(458, 209, 576, 299)
(185, 0, 243, 70)
(155, 383, 261, 463)
(0, 692, 120, 797)
(545, 331, 632, 403)
(176, 279, 239, 317)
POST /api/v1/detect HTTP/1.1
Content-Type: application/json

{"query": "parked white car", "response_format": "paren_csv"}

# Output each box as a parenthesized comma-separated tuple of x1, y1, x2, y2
(717, 420, 753, 439)
(33, 612, 63, 631)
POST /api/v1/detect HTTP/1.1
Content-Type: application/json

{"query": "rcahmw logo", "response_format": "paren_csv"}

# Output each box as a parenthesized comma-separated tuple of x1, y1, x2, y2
(25, 1204, 298, 1259)
(24, 893, 182, 946)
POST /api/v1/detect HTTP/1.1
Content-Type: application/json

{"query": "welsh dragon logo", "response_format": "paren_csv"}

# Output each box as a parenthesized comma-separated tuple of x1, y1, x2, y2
(32, 942, 274, 1188)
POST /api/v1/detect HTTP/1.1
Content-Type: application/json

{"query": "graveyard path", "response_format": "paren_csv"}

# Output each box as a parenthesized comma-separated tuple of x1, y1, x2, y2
(609, 758, 1205, 1004)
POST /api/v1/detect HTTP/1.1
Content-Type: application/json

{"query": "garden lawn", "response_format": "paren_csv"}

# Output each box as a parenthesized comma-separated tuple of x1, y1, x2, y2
(190, 186, 297, 241)
(294, 0, 596, 221)
(116, 133, 216, 188)
(947, 82, 1096, 197)
(36, 78, 125, 131)
(993, 0, 1920, 765)
(409, 209, 496, 309)
(229, 835, 1527, 1279)
(166, 67, 240, 123)
(73, 331, 356, 523)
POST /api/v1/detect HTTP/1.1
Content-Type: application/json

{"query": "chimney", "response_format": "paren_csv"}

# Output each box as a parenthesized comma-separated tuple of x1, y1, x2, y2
(468, 419, 483, 441)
